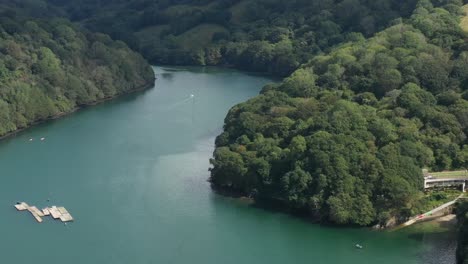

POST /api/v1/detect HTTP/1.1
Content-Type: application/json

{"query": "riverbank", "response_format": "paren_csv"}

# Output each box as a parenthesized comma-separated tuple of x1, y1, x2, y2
(404, 214, 458, 233)
(0, 81, 155, 141)
(213, 182, 464, 233)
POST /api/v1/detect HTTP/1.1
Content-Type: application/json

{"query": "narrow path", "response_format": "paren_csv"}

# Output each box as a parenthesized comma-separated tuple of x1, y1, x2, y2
(400, 194, 464, 228)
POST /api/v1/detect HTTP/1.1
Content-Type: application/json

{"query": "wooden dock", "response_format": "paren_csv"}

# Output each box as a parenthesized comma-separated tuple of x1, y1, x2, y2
(14, 202, 29, 211)
(57, 207, 73, 222)
(49, 206, 61, 219)
(42, 208, 50, 216)
(28, 206, 45, 222)
(14, 202, 73, 223)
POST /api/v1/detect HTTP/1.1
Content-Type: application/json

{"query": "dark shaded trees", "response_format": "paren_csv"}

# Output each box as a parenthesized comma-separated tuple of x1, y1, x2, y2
(49, 0, 421, 76)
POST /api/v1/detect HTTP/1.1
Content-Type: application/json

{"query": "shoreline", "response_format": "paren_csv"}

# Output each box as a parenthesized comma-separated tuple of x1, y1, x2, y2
(212, 183, 460, 232)
(153, 64, 284, 82)
(414, 214, 458, 227)
(399, 214, 458, 236)
(0, 81, 155, 141)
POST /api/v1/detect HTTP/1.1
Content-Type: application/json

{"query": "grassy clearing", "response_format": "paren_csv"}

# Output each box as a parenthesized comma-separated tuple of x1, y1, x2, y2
(173, 24, 228, 50)
(461, 4, 468, 32)
(429, 170, 468, 178)
(164, 4, 204, 16)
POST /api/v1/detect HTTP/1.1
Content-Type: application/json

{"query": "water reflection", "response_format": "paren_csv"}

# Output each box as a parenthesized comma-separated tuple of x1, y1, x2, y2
(159, 72, 174, 80)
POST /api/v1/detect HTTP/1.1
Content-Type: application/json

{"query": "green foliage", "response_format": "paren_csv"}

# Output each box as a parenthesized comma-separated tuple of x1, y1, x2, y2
(414, 190, 460, 214)
(15, 0, 467, 229)
(210, 1, 468, 226)
(50, 0, 422, 76)
(0, 6, 154, 137)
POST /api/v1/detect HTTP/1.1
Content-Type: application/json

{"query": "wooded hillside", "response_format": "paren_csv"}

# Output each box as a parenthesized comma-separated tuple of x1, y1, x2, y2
(51, 0, 422, 76)
(210, 0, 468, 226)
(0, 4, 154, 136)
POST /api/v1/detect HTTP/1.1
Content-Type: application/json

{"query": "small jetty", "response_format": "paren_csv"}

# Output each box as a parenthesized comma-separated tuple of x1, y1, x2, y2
(14, 202, 73, 223)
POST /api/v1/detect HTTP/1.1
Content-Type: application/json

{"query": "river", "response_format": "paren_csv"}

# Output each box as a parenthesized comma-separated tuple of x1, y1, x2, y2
(0, 66, 456, 264)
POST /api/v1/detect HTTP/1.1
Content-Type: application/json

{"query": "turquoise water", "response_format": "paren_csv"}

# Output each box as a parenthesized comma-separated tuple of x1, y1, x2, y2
(0, 66, 455, 263)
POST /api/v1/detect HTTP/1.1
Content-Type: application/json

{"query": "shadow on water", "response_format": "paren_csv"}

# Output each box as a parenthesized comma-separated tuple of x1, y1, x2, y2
(158, 72, 174, 80)
(415, 232, 457, 264)
(210, 180, 459, 264)
(210, 184, 353, 227)
(158, 65, 282, 81)
(397, 219, 457, 264)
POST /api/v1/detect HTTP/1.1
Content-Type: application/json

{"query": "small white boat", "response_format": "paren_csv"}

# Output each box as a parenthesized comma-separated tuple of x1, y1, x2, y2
(40, 137, 45, 141)
(29, 138, 33, 141)
(355, 244, 363, 249)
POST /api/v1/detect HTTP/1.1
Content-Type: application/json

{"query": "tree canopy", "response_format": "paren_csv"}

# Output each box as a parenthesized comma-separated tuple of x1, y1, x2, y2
(210, 0, 468, 226)
(0, 4, 154, 136)
(3, 0, 467, 228)
(48, 0, 422, 76)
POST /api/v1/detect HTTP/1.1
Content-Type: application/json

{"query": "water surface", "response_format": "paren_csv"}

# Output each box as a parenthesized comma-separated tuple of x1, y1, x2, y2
(0, 66, 455, 264)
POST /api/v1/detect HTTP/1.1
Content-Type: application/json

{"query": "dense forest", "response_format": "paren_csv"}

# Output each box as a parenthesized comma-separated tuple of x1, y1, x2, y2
(210, 0, 468, 226)
(0, 3, 154, 137)
(3, 0, 468, 227)
(26, 0, 467, 227)
(457, 200, 468, 264)
(1, 0, 466, 262)
(49, 0, 422, 76)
